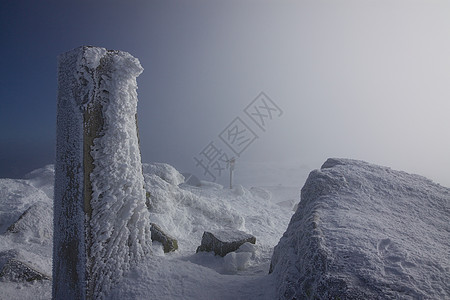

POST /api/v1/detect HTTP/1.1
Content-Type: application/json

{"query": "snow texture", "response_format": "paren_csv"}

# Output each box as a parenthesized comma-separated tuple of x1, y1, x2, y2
(7, 201, 52, 242)
(0, 173, 54, 299)
(54, 46, 150, 299)
(0, 258, 50, 282)
(0, 179, 50, 235)
(0, 162, 296, 299)
(142, 162, 185, 186)
(270, 158, 450, 299)
(4, 158, 448, 299)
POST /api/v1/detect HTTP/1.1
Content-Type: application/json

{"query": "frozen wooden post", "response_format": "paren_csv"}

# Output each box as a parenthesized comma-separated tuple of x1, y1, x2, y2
(53, 46, 151, 299)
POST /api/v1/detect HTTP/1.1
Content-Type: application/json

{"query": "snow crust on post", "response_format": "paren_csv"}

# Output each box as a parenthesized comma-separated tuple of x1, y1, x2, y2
(53, 46, 151, 299)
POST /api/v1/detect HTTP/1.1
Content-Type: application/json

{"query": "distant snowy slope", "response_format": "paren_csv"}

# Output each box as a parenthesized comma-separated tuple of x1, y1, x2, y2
(270, 158, 450, 299)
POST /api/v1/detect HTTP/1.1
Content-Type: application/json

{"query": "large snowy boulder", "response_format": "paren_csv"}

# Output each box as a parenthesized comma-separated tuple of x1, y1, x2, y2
(270, 158, 450, 299)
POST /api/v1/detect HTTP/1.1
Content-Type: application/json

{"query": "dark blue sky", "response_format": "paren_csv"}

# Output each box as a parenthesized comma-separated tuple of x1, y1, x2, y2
(1, 0, 450, 187)
(0, 1, 146, 176)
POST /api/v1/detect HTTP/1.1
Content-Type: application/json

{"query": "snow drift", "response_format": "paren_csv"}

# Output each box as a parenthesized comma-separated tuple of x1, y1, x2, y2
(270, 158, 450, 299)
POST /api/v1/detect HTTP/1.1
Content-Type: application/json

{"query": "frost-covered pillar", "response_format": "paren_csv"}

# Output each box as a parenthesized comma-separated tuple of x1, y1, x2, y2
(53, 46, 151, 299)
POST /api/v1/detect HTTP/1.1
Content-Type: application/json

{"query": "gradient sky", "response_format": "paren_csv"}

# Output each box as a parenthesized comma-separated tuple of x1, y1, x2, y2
(1, 0, 450, 187)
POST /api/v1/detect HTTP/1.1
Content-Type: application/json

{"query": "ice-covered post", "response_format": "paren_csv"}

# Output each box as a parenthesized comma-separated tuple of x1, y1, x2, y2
(53, 46, 151, 299)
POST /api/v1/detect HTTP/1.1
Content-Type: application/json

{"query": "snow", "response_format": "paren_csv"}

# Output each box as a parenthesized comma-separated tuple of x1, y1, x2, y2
(142, 163, 185, 186)
(0, 175, 53, 300)
(0, 161, 299, 299)
(1, 158, 448, 299)
(141, 163, 294, 276)
(0, 179, 50, 235)
(81, 47, 107, 69)
(270, 158, 450, 299)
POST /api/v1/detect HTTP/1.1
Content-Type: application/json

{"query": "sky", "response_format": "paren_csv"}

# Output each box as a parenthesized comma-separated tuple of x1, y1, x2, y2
(1, 0, 450, 187)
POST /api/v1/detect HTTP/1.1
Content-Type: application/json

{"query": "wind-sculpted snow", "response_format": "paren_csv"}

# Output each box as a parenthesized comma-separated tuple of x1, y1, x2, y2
(142, 162, 185, 186)
(270, 158, 450, 299)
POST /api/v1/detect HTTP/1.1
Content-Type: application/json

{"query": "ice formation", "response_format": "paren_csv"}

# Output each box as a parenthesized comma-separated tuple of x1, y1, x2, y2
(54, 46, 151, 299)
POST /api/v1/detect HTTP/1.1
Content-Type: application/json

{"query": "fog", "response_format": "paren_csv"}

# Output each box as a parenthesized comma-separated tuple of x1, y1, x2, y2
(1, 0, 449, 187)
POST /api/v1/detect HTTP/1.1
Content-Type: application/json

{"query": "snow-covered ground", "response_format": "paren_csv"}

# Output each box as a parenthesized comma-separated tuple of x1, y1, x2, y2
(0, 165, 54, 299)
(1, 159, 448, 299)
(0, 162, 303, 299)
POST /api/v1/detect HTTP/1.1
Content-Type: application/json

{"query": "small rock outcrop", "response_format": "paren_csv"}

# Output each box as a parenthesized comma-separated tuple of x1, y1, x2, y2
(196, 230, 256, 257)
(150, 223, 178, 253)
(0, 258, 50, 282)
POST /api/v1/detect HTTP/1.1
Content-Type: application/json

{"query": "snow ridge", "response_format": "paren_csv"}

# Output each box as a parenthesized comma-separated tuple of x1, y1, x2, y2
(270, 158, 450, 299)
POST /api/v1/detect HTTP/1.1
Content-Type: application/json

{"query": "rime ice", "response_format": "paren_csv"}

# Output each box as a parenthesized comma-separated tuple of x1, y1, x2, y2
(53, 46, 151, 299)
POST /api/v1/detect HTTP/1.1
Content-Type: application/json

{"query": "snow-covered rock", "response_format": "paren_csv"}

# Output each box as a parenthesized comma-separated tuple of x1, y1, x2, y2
(270, 158, 450, 299)
(0, 258, 50, 282)
(143, 172, 247, 250)
(7, 201, 52, 243)
(0, 179, 50, 235)
(150, 223, 178, 253)
(0, 249, 51, 282)
(142, 162, 185, 186)
(196, 230, 256, 257)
